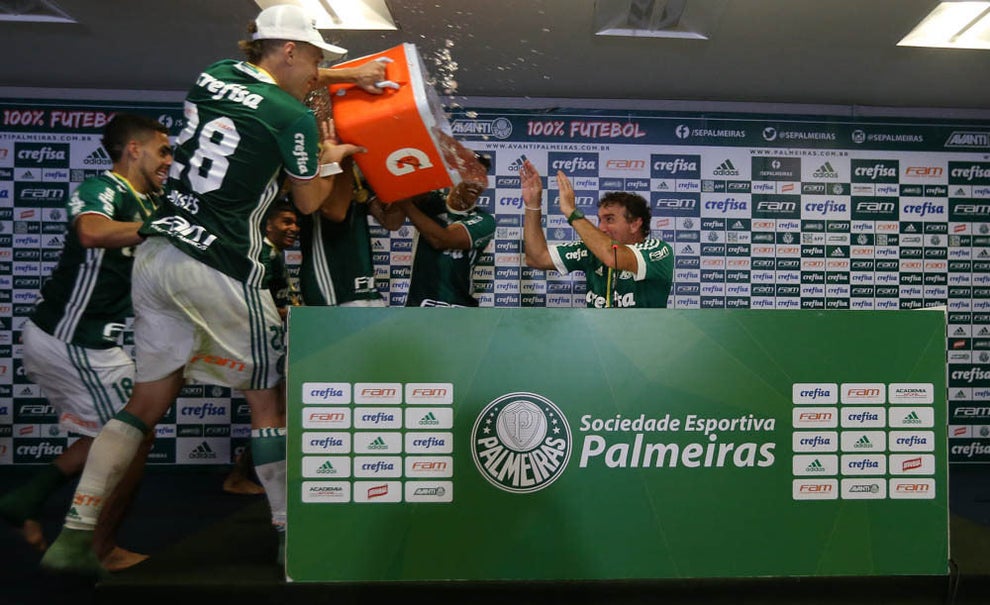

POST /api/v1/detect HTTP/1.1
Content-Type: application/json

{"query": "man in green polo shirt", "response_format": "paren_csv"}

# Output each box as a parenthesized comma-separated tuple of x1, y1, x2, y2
(520, 159, 673, 308)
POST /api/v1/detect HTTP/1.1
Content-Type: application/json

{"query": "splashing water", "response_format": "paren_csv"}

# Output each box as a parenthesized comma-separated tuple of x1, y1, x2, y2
(429, 39, 460, 96)
(433, 127, 489, 189)
(304, 87, 333, 124)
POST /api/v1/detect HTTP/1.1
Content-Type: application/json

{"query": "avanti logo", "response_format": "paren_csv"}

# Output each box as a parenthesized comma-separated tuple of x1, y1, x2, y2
(945, 131, 990, 148)
(472, 392, 571, 493)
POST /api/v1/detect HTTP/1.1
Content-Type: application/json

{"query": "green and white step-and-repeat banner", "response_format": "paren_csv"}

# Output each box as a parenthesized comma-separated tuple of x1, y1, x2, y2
(285, 307, 947, 582)
(0, 97, 984, 468)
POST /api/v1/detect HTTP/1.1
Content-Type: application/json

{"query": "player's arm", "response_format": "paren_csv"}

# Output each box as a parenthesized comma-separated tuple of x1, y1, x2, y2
(519, 160, 554, 270)
(75, 213, 144, 249)
(569, 217, 639, 273)
(289, 119, 364, 215)
(318, 159, 356, 222)
(555, 170, 639, 273)
(396, 196, 471, 250)
(316, 60, 387, 95)
(368, 197, 405, 231)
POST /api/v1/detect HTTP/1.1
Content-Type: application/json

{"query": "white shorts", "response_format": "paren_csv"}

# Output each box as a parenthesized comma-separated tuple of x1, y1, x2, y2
(21, 320, 132, 437)
(132, 237, 283, 391)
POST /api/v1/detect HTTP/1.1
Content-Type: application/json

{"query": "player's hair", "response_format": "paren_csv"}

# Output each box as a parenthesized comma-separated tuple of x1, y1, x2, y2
(266, 197, 299, 223)
(238, 20, 287, 64)
(474, 152, 492, 171)
(101, 113, 169, 164)
(599, 192, 651, 239)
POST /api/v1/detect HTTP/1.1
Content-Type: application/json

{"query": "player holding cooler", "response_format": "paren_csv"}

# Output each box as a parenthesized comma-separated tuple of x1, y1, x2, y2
(42, 3, 388, 574)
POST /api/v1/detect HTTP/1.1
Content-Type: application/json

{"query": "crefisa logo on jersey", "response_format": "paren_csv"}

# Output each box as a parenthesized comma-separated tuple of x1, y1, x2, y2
(471, 392, 571, 493)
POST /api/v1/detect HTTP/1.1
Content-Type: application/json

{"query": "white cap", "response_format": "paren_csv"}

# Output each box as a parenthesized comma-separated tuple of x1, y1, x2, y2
(252, 4, 347, 60)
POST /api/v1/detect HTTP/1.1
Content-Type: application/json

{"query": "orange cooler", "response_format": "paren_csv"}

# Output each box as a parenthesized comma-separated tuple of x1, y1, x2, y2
(327, 43, 486, 203)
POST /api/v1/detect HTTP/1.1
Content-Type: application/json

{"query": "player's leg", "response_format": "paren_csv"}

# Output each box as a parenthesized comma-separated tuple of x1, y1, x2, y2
(42, 239, 193, 575)
(223, 444, 264, 495)
(0, 436, 88, 551)
(40, 372, 183, 575)
(177, 273, 287, 563)
(92, 428, 155, 571)
(1, 321, 90, 548)
(245, 384, 287, 563)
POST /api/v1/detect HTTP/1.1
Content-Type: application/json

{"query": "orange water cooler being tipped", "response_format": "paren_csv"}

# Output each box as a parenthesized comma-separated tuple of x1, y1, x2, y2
(325, 43, 487, 203)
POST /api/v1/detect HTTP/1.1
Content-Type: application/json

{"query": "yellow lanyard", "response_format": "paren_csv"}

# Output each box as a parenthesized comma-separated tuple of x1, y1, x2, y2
(111, 171, 157, 218)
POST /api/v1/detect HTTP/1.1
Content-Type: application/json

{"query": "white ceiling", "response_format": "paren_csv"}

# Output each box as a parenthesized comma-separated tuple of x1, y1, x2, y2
(3, 0, 990, 115)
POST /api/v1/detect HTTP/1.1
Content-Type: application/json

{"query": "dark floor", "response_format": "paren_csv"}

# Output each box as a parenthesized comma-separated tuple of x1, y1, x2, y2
(1, 464, 990, 605)
(0, 465, 264, 605)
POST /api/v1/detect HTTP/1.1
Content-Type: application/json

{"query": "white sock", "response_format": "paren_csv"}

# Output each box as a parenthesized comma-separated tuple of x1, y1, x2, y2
(64, 418, 144, 531)
(251, 427, 287, 527)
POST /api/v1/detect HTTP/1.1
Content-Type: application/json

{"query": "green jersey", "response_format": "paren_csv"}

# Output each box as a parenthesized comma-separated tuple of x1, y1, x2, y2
(299, 202, 381, 305)
(406, 192, 495, 307)
(267, 248, 300, 312)
(31, 171, 159, 348)
(142, 59, 321, 289)
(549, 238, 674, 308)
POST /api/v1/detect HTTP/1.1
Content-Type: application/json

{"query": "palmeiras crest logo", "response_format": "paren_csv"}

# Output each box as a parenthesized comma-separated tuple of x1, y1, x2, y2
(471, 392, 571, 493)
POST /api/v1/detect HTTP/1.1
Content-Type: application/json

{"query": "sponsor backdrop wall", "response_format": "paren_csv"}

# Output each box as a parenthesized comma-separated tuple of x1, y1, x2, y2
(0, 97, 988, 467)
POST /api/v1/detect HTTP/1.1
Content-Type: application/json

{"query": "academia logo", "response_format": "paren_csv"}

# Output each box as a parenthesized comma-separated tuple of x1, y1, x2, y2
(472, 392, 571, 493)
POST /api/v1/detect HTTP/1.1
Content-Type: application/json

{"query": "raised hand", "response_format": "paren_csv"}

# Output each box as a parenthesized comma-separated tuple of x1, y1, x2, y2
(519, 159, 543, 210)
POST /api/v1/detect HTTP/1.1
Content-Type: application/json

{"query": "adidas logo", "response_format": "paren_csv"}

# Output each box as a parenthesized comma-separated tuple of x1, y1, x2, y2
(854, 435, 873, 448)
(812, 161, 839, 179)
(418, 412, 440, 426)
(506, 154, 528, 173)
(66, 506, 81, 520)
(189, 441, 217, 459)
(903, 411, 922, 424)
(804, 459, 825, 473)
(83, 147, 112, 166)
(367, 436, 388, 450)
(712, 159, 739, 176)
(316, 460, 337, 474)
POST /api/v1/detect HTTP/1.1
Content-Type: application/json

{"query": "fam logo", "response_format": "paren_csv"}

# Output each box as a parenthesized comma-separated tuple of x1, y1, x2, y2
(472, 392, 571, 493)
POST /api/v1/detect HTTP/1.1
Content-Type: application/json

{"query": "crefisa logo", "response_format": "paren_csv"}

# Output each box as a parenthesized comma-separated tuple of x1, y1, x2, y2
(472, 392, 571, 493)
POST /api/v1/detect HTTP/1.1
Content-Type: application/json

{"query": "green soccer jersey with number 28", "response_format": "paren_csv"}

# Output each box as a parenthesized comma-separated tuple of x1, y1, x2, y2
(142, 60, 321, 289)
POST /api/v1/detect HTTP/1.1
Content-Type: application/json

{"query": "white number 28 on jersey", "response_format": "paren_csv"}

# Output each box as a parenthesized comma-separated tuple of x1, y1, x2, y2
(169, 101, 241, 194)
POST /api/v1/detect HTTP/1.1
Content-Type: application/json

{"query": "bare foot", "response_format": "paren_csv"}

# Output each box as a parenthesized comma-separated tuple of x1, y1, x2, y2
(19, 519, 47, 552)
(223, 475, 265, 495)
(100, 546, 149, 572)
